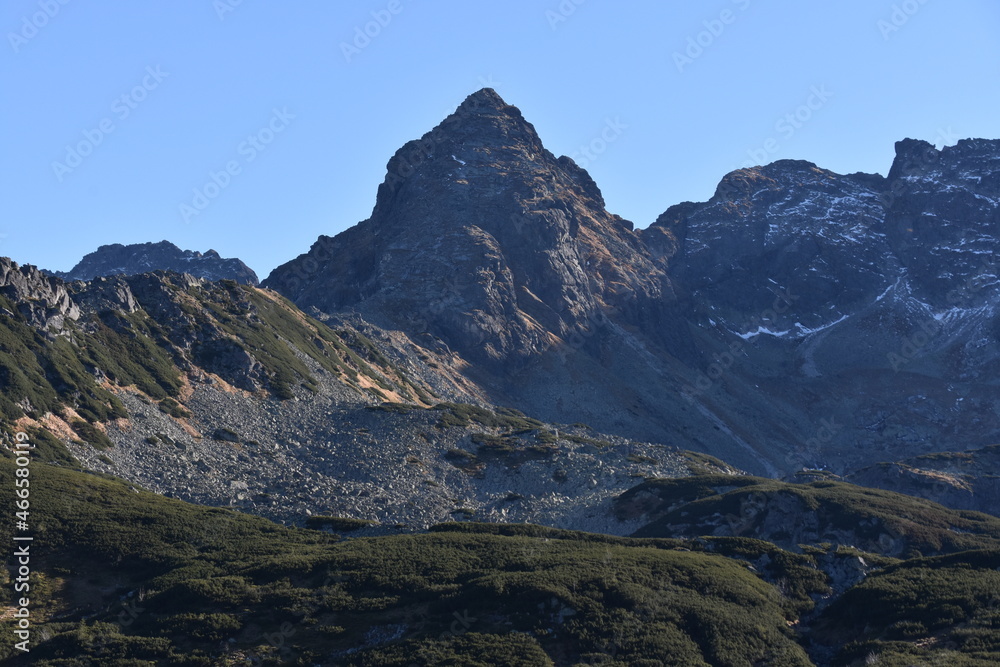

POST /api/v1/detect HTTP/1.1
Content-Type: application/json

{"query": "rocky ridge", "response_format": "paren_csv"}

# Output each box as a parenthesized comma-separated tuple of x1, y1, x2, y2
(51, 240, 259, 285)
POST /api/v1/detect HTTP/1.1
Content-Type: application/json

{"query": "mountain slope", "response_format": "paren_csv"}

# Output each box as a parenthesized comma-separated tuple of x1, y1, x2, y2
(1, 256, 722, 531)
(619, 474, 1000, 558)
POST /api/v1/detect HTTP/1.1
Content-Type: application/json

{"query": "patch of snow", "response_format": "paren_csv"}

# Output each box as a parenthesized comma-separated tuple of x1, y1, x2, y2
(793, 313, 849, 335)
(735, 325, 792, 340)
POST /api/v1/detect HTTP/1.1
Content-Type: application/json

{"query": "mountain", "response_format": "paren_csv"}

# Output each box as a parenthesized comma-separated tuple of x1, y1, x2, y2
(265, 89, 770, 474)
(265, 89, 676, 365)
(653, 138, 1000, 475)
(4, 89, 1000, 665)
(265, 89, 1000, 478)
(50, 240, 259, 285)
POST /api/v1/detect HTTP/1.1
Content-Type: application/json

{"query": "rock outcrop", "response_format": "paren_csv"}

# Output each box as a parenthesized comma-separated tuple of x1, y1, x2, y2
(0, 257, 80, 330)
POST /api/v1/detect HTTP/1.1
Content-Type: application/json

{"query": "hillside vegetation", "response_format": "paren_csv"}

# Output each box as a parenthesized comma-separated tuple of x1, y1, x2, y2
(3, 460, 1000, 664)
(0, 461, 815, 666)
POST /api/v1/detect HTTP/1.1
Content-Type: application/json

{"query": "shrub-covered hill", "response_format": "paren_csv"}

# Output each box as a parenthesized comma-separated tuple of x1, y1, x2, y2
(618, 475, 1000, 557)
(6, 460, 1000, 665)
(0, 461, 818, 666)
(812, 550, 1000, 666)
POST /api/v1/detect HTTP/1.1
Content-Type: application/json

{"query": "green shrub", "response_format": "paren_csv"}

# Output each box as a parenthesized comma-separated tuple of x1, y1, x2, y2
(70, 420, 113, 449)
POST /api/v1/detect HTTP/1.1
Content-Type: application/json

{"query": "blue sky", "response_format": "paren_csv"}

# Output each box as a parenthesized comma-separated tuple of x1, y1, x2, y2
(3, 1, 999, 278)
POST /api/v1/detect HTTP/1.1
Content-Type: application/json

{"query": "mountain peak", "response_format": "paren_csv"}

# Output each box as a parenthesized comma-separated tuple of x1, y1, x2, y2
(266, 89, 671, 370)
(456, 87, 509, 113)
(432, 88, 541, 149)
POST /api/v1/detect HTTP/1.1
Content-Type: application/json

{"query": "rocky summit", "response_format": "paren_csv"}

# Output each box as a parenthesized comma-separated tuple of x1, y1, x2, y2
(266, 89, 673, 366)
(51, 239, 259, 285)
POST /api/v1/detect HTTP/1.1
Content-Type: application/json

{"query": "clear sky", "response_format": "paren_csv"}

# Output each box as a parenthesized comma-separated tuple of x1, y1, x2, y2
(3, 1, 999, 278)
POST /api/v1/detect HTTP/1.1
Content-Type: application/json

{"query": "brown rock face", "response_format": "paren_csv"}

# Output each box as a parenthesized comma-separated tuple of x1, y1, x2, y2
(265, 89, 673, 368)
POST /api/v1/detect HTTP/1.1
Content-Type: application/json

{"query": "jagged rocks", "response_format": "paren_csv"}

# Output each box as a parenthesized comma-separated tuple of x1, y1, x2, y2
(0, 256, 80, 331)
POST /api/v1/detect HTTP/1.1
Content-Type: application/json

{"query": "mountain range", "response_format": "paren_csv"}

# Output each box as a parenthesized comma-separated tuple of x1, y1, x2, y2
(3, 89, 1000, 665)
(265, 89, 1000, 479)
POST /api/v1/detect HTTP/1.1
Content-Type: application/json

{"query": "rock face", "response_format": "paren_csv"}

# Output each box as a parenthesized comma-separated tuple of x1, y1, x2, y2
(52, 240, 259, 285)
(266, 89, 674, 367)
(652, 138, 1000, 474)
(0, 257, 80, 330)
(884, 138, 1000, 307)
(650, 160, 890, 333)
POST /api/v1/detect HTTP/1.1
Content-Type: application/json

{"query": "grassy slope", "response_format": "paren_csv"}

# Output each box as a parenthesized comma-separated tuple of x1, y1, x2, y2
(0, 461, 813, 666)
(1, 463, 998, 665)
(0, 276, 433, 464)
